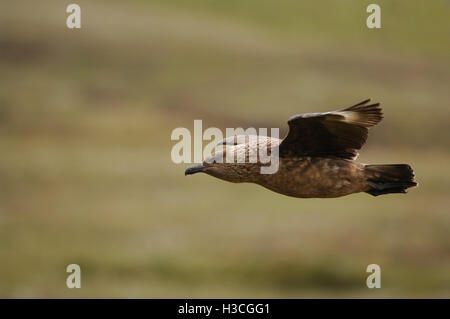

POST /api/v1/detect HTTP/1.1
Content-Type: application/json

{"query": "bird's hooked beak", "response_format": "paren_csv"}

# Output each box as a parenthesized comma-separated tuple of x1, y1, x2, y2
(185, 164, 204, 176)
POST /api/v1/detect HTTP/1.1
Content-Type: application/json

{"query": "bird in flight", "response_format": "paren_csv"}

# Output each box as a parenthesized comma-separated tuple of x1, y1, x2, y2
(185, 99, 417, 198)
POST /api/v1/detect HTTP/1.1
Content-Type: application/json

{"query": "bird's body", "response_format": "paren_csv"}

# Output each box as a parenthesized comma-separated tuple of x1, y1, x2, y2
(185, 99, 417, 198)
(256, 155, 368, 198)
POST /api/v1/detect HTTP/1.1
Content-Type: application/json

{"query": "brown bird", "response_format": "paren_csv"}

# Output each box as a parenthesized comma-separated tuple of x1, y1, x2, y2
(185, 99, 417, 198)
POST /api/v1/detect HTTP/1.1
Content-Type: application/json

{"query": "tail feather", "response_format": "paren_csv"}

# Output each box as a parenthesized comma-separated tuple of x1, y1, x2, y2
(365, 164, 417, 196)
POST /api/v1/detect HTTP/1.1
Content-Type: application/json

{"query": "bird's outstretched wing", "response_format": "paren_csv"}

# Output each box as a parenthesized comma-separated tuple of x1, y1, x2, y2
(279, 99, 383, 159)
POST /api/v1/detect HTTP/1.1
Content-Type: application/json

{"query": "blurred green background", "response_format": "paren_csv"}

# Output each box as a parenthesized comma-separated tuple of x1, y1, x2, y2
(0, 0, 449, 297)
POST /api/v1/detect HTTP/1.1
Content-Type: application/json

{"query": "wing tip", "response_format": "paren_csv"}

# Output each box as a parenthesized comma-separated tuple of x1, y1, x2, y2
(352, 98, 372, 107)
(341, 99, 383, 127)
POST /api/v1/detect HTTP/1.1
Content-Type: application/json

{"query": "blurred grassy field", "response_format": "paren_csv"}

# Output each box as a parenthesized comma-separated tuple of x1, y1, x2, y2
(0, 0, 449, 297)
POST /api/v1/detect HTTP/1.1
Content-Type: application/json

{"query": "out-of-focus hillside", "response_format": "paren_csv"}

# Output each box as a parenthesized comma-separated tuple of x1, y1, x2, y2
(0, 0, 449, 297)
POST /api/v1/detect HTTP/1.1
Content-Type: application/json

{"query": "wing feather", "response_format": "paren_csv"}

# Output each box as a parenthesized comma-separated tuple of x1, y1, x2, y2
(279, 99, 383, 159)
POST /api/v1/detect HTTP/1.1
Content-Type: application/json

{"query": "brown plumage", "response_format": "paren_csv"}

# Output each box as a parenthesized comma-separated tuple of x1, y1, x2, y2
(185, 99, 417, 198)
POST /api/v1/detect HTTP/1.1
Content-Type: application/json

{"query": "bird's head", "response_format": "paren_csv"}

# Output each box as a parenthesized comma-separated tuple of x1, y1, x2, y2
(184, 146, 253, 183)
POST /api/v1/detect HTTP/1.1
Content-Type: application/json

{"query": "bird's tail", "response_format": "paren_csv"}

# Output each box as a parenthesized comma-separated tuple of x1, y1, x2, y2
(364, 164, 417, 196)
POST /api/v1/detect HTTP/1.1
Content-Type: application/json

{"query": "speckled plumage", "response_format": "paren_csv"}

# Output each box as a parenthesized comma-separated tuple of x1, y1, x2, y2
(185, 99, 417, 198)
